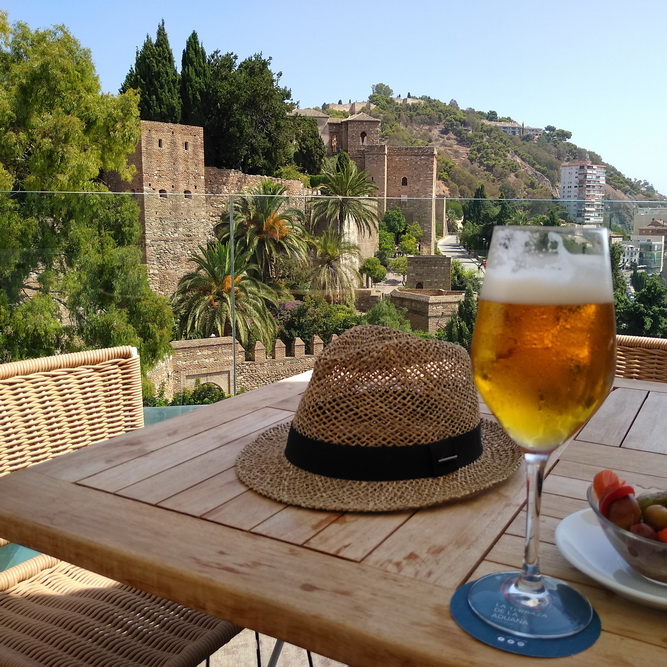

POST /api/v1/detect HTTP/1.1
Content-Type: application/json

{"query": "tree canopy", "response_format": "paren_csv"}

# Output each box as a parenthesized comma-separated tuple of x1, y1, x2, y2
(121, 20, 181, 123)
(0, 14, 173, 366)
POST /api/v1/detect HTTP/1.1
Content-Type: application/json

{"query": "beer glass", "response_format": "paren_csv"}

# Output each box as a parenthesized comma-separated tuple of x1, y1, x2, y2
(468, 226, 616, 638)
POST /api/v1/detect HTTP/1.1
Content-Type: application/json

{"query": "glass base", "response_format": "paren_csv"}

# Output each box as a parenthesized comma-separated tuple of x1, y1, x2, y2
(467, 572, 593, 639)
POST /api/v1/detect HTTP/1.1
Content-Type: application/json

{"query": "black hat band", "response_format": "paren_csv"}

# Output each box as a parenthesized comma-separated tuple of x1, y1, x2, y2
(285, 423, 483, 482)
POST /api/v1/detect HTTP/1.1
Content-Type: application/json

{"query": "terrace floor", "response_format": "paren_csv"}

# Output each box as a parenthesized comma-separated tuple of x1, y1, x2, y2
(202, 630, 347, 666)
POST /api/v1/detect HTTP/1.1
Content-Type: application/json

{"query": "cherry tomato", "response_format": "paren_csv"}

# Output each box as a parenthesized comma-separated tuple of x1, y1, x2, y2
(593, 469, 625, 499)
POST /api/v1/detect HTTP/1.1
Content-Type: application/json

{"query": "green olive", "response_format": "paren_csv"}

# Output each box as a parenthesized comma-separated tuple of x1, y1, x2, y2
(642, 504, 667, 531)
(637, 492, 667, 513)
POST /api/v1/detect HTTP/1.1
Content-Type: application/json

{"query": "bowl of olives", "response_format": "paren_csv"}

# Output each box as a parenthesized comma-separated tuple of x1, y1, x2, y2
(587, 470, 667, 585)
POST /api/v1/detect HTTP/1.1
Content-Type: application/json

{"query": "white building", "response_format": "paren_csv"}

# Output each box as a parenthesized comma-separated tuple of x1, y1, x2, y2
(559, 162, 606, 225)
(618, 240, 640, 270)
(630, 235, 664, 274)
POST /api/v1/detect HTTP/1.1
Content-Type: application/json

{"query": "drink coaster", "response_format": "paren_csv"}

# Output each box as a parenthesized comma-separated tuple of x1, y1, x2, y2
(450, 582, 601, 658)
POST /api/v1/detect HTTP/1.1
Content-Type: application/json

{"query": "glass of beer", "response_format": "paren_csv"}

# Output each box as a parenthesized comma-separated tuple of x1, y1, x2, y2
(468, 225, 616, 638)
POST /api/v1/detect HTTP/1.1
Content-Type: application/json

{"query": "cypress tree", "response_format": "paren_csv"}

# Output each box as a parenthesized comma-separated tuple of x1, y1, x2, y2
(180, 31, 209, 126)
(120, 20, 181, 123)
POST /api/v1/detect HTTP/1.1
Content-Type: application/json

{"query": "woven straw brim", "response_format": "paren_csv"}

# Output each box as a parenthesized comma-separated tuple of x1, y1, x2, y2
(236, 419, 522, 512)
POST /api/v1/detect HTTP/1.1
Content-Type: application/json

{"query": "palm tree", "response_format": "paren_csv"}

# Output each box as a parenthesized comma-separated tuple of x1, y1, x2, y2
(172, 241, 277, 349)
(215, 180, 310, 284)
(309, 229, 361, 304)
(311, 158, 379, 238)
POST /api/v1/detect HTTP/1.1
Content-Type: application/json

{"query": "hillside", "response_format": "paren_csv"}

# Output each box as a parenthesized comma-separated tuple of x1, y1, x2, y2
(326, 94, 663, 231)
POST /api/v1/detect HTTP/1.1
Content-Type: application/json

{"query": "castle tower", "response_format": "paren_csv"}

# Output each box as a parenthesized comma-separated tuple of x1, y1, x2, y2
(108, 120, 210, 297)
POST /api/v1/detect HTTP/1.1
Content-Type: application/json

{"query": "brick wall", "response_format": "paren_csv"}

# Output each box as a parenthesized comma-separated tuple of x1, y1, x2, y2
(389, 289, 465, 334)
(406, 255, 452, 290)
(146, 335, 325, 398)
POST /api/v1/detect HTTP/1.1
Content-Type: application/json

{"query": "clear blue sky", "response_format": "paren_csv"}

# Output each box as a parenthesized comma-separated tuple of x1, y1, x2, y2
(5, 0, 667, 197)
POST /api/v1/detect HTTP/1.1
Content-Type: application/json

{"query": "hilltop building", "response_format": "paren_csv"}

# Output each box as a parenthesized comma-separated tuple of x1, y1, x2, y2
(559, 162, 606, 225)
(483, 120, 543, 137)
(294, 108, 442, 254)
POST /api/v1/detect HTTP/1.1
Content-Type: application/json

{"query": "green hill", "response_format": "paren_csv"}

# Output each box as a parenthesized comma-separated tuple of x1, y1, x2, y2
(354, 94, 662, 207)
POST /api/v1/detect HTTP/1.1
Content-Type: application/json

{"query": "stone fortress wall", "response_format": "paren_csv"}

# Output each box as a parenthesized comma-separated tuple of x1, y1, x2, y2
(107, 116, 452, 395)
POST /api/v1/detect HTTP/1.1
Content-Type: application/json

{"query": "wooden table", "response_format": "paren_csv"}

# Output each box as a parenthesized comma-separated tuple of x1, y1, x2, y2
(0, 373, 665, 666)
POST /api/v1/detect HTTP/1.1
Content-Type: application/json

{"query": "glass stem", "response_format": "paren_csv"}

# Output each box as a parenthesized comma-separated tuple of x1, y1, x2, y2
(517, 451, 549, 594)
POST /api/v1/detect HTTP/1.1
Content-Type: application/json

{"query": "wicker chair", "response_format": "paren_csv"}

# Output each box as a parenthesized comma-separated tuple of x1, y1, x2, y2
(0, 347, 243, 666)
(616, 335, 667, 382)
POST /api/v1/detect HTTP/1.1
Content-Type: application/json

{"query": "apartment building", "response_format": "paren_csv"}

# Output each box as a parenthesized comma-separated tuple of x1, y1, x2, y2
(559, 162, 606, 225)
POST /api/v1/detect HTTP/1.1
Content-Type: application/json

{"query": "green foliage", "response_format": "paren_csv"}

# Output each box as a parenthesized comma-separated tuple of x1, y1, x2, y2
(215, 180, 309, 285)
(382, 208, 407, 243)
(170, 380, 229, 405)
(311, 158, 379, 236)
(290, 116, 326, 175)
(398, 233, 418, 255)
(616, 275, 667, 337)
(405, 221, 422, 240)
(361, 298, 412, 331)
(450, 259, 481, 292)
(360, 257, 387, 284)
(203, 51, 293, 174)
(376, 229, 395, 266)
(172, 241, 278, 349)
(388, 256, 408, 280)
(121, 20, 181, 123)
(145, 378, 230, 407)
(0, 20, 171, 368)
(180, 31, 209, 126)
(436, 286, 478, 351)
(371, 83, 394, 98)
(309, 229, 361, 304)
(274, 295, 360, 350)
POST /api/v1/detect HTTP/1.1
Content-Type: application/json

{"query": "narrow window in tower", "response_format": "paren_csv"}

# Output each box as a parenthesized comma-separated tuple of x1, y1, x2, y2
(401, 177, 408, 186)
(158, 139, 163, 148)
(184, 190, 192, 199)
(184, 141, 189, 151)
(360, 131, 367, 145)
(159, 189, 167, 198)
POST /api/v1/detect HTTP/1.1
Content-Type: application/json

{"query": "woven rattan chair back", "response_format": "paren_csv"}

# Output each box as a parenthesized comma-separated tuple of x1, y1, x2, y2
(0, 346, 144, 476)
(616, 335, 667, 382)
(0, 347, 245, 666)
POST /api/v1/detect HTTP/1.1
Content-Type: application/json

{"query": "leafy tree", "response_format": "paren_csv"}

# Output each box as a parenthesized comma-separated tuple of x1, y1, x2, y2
(290, 116, 326, 175)
(406, 221, 423, 240)
(382, 207, 408, 243)
(204, 51, 293, 174)
(616, 275, 667, 338)
(398, 233, 418, 255)
(371, 83, 393, 98)
(360, 257, 387, 285)
(450, 259, 481, 292)
(362, 298, 412, 331)
(121, 20, 181, 123)
(180, 31, 209, 126)
(274, 295, 359, 350)
(309, 229, 361, 304)
(311, 159, 379, 237)
(215, 180, 309, 284)
(436, 285, 478, 351)
(0, 16, 172, 367)
(388, 256, 408, 284)
(376, 229, 395, 266)
(172, 241, 277, 349)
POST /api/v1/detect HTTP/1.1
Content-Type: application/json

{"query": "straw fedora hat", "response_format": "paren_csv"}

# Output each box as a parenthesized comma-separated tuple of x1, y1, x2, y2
(236, 325, 521, 512)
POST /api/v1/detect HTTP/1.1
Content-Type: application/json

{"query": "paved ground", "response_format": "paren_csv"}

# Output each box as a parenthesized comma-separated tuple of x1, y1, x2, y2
(203, 629, 346, 666)
(437, 235, 486, 274)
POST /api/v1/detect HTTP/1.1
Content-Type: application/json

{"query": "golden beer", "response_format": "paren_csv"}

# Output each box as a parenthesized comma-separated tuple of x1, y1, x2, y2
(472, 300, 616, 451)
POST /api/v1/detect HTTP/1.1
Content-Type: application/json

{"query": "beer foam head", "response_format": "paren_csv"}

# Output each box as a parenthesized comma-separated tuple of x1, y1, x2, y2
(481, 226, 614, 305)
